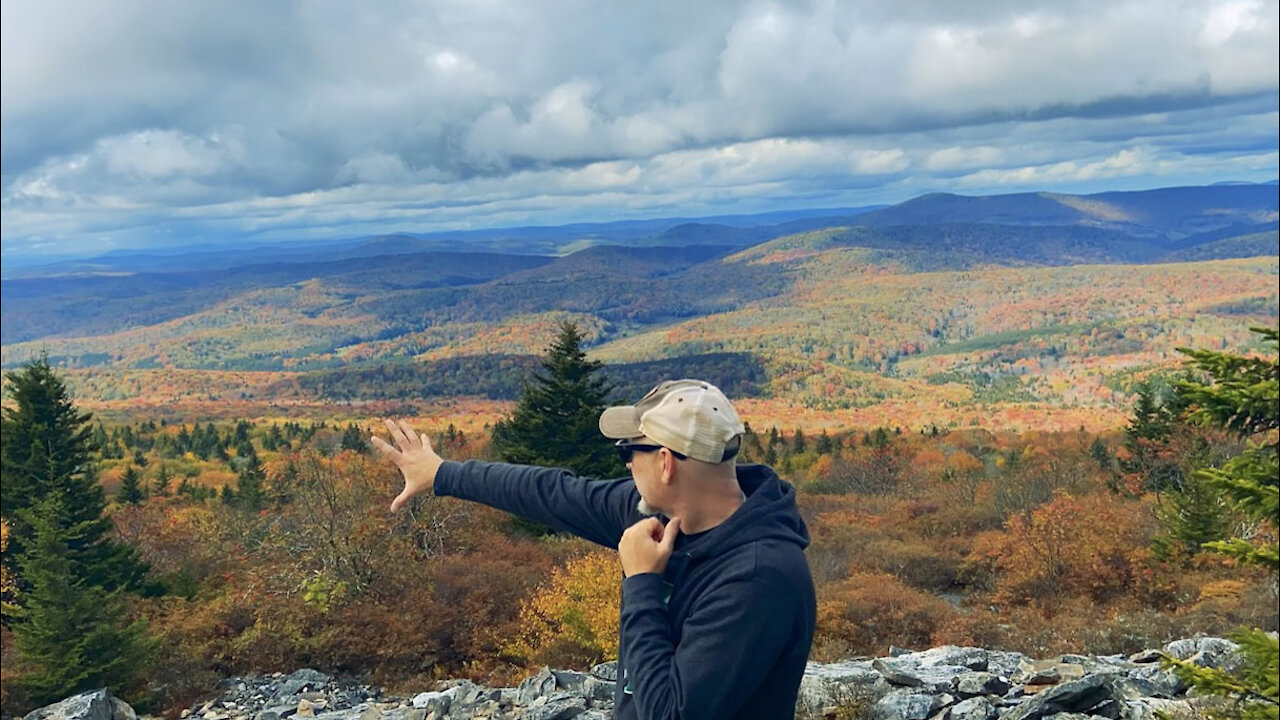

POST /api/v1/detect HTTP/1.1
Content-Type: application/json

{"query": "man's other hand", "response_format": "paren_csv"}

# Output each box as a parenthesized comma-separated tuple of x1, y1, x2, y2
(372, 418, 443, 512)
(619, 516, 681, 577)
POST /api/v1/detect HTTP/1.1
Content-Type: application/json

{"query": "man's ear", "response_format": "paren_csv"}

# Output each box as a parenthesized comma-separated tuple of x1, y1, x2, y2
(660, 450, 677, 485)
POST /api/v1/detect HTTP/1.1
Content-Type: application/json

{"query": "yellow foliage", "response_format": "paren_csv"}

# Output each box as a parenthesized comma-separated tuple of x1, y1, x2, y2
(504, 551, 620, 668)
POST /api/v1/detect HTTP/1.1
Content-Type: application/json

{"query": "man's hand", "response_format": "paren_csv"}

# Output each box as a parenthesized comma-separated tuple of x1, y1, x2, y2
(619, 517, 681, 577)
(371, 418, 443, 512)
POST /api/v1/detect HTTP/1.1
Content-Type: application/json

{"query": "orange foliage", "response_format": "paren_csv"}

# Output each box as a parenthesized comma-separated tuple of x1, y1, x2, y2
(965, 492, 1158, 610)
(814, 571, 958, 661)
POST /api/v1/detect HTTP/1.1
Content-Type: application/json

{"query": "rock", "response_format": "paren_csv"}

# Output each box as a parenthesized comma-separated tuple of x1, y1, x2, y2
(797, 660, 883, 716)
(293, 699, 329, 719)
(953, 672, 1010, 697)
(946, 696, 997, 720)
(24, 689, 117, 720)
(517, 667, 558, 705)
(1002, 676, 1114, 720)
(1089, 699, 1122, 718)
(521, 694, 586, 720)
(870, 689, 945, 720)
(1122, 698, 1194, 720)
(1127, 649, 1162, 664)
(1012, 659, 1086, 686)
(873, 658, 971, 691)
(408, 687, 457, 715)
(110, 697, 137, 720)
(985, 651, 1028, 679)
(588, 662, 617, 682)
(1128, 665, 1187, 697)
(1163, 637, 1237, 660)
(901, 646, 989, 671)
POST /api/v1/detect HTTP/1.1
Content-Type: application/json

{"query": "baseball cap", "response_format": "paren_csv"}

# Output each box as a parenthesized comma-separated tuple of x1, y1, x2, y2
(599, 379, 745, 464)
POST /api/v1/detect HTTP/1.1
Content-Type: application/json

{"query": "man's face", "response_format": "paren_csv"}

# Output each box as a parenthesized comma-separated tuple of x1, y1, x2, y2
(622, 439, 666, 516)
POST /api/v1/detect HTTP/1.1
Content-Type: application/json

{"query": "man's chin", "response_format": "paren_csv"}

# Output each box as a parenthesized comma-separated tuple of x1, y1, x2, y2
(637, 499, 660, 516)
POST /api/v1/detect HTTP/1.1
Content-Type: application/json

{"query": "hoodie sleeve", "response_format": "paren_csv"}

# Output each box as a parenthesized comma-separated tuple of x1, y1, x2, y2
(619, 572, 799, 720)
(434, 459, 640, 549)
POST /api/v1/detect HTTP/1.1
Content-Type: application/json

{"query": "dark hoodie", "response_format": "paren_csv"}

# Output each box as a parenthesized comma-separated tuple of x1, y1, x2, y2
(434, 460, 816, 720)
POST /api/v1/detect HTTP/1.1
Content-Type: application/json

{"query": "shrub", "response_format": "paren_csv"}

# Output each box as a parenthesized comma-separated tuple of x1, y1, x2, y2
(813, 571, 957, 661)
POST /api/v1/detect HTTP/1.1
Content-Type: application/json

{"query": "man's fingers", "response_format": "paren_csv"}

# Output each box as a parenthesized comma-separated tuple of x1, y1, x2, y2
(370, 434, 400, 460)
(390, 489, 412, 513)
(397, 419, 422, 449)
(660, 517, 681, 552)
(384, 418, 410, 450)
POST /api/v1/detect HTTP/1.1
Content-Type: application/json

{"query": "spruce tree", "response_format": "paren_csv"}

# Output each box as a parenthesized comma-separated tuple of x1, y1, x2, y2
(491, 322, 624, 479)
(152, 463, 172, 497)
(234, 451, 268, 512)
(1, 358, 147, 594)
(1160, 327, 1279, 719)
(341, 423, 370, 454)
(11, 496, 154, 706)
(117, 465, 144, 505)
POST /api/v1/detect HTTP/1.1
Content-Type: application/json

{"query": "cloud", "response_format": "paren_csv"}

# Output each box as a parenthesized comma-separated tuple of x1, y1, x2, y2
(1, 0, 1277, 255)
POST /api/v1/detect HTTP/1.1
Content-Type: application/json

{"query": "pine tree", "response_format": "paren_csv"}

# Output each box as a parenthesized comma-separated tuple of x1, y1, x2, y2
(815, 430, 833, 455)
(491, 322, 624, 479)
(1, 358, 147, 595)
(1117, 378, 1184, 493)
(117, 466, 144, 505)
(10, 496, 154, 706)
(340, 423, 369, 454)
(152, 463, 172, 497)
(1160, 327, 1279, 719)
(234, 451, 268, 512)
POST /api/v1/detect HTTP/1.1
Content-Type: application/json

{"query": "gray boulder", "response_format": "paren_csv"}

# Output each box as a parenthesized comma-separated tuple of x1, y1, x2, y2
(798, 659, 883, 715)
(1002, 675, 1114, 720)
(873, 658, 970, 692)
(954, 672, 1010, 697)
(23, 689, 123, 720)
(522, 693, 586, 720)
(869, 689, 946, 720)
(1163, 637, 1237, 660)
(946, 696, 997, 720)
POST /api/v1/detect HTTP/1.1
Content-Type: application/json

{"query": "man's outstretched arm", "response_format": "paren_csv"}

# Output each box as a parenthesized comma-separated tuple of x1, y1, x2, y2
(373, 419, 639, 548)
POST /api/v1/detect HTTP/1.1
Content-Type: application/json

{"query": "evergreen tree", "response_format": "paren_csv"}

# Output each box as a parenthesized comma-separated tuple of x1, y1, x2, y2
(1160, 327, 1279, 719)
(117, 466, 144, 505)
(1088, 437, 1111, 471)
(1117, 378, 1184, 493)
(1, 358, 147, 595)
(792, 428, 806, 453)
(10, 496, 154, 706)
(234, 451, 268, 512)
(491, 322, 624, 479)
(815, 430, 834, 455)
(152, 463, 172, 497)
(340, 423, 369, 454)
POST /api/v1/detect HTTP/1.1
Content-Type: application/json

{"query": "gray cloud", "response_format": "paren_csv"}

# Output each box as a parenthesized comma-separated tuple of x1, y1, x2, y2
(1, 0, 1277, 256)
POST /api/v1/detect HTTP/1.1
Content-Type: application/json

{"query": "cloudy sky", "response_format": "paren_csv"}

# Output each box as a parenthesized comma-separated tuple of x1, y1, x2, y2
(2, 0, 1277, 258)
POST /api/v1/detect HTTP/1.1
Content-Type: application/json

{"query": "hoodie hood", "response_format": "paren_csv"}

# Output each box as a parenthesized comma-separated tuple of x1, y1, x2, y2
(675, 463, 810, 560)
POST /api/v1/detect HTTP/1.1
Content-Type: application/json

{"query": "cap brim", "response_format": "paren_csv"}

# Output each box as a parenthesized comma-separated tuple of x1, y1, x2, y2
(599, 405, 643, 439)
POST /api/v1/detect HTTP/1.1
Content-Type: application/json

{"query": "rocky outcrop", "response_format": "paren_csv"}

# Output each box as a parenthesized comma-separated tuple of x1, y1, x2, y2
(20, 637, 1245, 720)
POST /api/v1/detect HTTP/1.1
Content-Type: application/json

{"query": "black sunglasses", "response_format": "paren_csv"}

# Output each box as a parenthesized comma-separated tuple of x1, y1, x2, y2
(615, 439, 687, 464)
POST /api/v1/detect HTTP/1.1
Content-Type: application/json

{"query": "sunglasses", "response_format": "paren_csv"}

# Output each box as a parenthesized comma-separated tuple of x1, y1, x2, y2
(615, 439, 687, 464)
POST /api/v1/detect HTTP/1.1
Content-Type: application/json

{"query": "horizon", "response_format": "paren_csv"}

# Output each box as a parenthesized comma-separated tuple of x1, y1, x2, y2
(3, 1, 1278, 259)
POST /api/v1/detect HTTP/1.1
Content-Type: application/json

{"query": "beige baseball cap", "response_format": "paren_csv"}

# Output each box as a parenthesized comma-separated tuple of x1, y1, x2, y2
(599, 379, 745, 463)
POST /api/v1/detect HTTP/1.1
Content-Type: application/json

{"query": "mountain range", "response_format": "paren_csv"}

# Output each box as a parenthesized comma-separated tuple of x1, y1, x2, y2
(2, 182, 1276, 428)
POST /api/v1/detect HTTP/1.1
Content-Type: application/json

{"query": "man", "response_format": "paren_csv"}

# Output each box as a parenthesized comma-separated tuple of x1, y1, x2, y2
(373, 379, 816, 720)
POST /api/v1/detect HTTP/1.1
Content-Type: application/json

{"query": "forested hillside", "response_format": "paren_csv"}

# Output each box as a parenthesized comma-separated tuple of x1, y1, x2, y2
(1, 183, 1275, 429)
